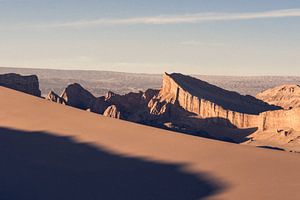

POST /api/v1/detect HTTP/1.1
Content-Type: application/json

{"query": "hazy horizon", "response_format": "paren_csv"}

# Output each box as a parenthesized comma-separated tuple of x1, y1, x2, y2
(2, 66, 300, 77)
(0, 0, 299, 76)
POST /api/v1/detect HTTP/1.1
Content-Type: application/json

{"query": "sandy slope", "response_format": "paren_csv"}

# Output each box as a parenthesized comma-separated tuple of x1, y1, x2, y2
(0, 86, 300, 200)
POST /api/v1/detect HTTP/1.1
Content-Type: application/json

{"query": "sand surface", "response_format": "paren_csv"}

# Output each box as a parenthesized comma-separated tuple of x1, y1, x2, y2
(0, 86, 300, 200)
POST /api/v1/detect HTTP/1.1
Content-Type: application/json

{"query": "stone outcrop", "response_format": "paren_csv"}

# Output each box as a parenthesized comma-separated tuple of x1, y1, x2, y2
(150, 73, 280, 129)
(256, 84, 300, 109)
(103, 105, 122, 119)
(160, 73, 279, 114)
(90, 97, 109, 114)
(46, 91, 65, 104)
(47, 83, 159, 123)
(104, 90, 159, 123)
(45, 73, 300, 150)
(0, 73, 41, 97)
(60, 83, 96, 110)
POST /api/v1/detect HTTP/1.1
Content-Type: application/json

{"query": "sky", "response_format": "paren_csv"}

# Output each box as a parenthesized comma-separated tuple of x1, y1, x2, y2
(0, 0, 299, 75)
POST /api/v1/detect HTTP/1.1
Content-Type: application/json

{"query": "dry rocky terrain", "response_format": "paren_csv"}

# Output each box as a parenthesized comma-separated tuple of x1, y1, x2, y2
(1, 71, 300, 152)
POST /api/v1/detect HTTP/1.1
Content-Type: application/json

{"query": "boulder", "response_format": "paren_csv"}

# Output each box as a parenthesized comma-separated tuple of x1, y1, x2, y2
(60, 83, 96, 110)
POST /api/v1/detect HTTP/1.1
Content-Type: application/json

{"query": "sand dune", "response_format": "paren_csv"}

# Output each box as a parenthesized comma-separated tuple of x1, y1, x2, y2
(1, 86, 300, 200)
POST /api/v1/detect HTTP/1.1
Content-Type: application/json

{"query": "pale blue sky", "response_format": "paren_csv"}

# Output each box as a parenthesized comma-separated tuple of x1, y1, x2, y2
(0, 0, 299, 75)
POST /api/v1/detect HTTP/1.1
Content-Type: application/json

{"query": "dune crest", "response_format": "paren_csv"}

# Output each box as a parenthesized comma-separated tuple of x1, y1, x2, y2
(1, 85, 300, 199)
(1, 72, 300, 151)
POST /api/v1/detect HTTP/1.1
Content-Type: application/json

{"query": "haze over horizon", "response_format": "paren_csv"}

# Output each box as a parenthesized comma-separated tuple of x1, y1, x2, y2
(0, 0, 299, 76)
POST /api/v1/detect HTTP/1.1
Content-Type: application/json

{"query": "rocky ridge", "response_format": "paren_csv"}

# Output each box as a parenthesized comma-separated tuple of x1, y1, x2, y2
(0, 73, 41, 97)
(45, 72, 300, 151)
(256, 84, 300, 109)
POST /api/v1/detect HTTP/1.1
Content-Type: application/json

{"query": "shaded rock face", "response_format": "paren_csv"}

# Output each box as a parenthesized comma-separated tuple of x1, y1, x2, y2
(90, 97, 110, 114)
(256, 84, 300, 109)
(104, 90, 159, 123)
(60, 83, 96, 110)
(47, 83, 160, 123)
(45, 73, 300, 150)
(149, 73, 278, 130)
(160, 73, 280, 115)
(0, 73, 41, 97)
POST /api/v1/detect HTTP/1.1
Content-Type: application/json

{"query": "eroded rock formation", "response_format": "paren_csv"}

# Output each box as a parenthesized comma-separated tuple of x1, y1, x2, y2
(46, 91, 65, 104)
(103, 105, 122, 119)
(0, 73, 41, 97)
(60, 83, 96, 110)
(45, 72, 300, 151)
(256, 84, 300, 109)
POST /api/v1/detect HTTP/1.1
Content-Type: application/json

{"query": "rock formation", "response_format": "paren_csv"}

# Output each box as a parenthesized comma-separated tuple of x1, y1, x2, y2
(148, 73, 280, 129)
(159, 73, 278, 114)
(256, 84, 300, 109)
(0, 73, 41, 97)
(45, 72, 300, 151)
(103, 105, 122, 119)
(60, 83, 96, 110)
(46, 91, 65, 104)
(89, 97, 109, 114)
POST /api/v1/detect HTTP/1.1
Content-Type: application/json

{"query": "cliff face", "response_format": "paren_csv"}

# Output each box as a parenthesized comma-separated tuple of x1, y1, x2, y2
(0, 73, 41, 97)
(160, 73, 279, 114)
(155, 73, 279, 129)
(260, 108, 300, 131)
(45, 73, 300, 150)
(256, 84, 300, 109)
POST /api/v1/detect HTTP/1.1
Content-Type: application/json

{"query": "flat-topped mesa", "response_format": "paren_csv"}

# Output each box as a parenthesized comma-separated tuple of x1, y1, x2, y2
(157, 73, 281, 129)
(256, 84, 300, 110)
(161, 73, 279, 115)
(0, 73, 41, 97)
(60, 83, 96, 110)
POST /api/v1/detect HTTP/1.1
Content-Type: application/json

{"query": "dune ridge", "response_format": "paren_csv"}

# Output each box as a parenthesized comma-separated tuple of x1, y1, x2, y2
(1, 86, 300, 199)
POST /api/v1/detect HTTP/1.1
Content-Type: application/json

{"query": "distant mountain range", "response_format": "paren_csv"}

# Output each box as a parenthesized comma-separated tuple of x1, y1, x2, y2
(1, 67, 299, 97)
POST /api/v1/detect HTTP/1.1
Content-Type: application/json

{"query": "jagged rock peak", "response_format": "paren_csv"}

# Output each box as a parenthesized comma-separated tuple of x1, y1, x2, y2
(161, 72, 280, 115)
(0, 73, 41, 97)
(46, 90, 65, 104)
(256, 84, 300, 109)
(105, 91, 119, 100)
(60, 83, 96, 110)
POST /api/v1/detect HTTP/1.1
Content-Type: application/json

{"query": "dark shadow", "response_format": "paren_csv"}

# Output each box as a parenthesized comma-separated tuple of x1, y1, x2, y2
(168, 73, 281, 114)
(0, 127, 225, 200)
(257, 146, 285, 151)
(143, 103, 258, 144)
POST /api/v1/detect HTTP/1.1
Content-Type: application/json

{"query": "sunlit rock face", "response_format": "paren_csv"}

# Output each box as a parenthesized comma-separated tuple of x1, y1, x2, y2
(103, 105, 122, 119)
(46, 91, 65, 104)
(44, 73, 300, 149)
(256, 84, 300, 110)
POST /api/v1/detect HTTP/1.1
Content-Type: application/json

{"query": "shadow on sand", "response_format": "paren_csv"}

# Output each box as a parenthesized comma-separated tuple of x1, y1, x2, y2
(0, 127, 225, 200)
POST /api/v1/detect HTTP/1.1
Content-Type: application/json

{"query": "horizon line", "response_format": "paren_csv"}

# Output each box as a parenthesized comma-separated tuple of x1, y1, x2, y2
(0, 65, 299, 78)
